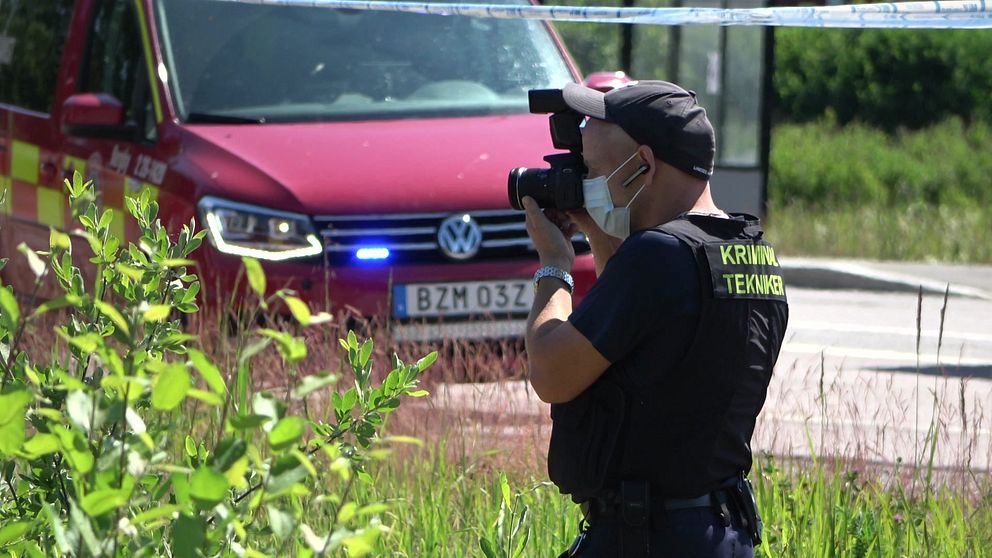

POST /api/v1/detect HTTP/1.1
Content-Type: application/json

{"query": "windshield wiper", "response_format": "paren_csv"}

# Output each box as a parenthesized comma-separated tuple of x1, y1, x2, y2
(186, 112, 267, 124)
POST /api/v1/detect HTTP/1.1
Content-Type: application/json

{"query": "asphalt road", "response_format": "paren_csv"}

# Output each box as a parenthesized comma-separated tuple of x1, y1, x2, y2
(422, 286, 992, 471)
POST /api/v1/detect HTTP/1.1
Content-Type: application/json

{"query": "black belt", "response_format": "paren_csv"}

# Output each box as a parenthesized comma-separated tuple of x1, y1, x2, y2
(583, 490, 723, 518)
(581, 478, 740, 524)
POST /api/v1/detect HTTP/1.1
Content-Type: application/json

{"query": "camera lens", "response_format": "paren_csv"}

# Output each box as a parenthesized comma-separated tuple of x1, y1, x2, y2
(507, 167, 555, 210)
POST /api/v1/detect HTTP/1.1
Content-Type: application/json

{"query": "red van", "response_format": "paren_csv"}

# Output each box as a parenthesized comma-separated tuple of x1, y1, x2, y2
(0, 0, 599, 340)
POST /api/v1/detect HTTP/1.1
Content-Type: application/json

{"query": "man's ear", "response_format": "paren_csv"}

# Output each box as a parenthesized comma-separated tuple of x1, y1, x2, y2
(635, 145, 656, 186)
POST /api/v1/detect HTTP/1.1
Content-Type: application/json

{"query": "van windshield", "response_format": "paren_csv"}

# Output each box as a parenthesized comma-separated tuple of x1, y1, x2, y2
(155, 0, 574, 123)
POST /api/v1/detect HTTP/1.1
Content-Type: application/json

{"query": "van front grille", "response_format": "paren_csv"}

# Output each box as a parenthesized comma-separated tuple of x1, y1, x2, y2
(313, 210, 589, 265)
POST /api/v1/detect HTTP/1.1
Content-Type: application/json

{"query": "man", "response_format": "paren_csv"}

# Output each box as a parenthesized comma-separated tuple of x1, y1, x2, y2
(522, 81, 789, 557)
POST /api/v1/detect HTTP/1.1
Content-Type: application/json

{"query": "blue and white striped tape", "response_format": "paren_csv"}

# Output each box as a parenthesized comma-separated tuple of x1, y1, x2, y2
(214, 0, 992, 28)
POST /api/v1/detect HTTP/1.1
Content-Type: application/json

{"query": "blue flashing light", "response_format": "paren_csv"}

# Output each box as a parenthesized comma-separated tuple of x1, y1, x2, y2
(356, 247, 391, 261)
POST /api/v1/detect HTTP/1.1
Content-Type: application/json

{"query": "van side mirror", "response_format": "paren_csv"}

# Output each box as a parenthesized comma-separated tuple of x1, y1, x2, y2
(583, 71, 633, 93)
(62, 93, 136, 139)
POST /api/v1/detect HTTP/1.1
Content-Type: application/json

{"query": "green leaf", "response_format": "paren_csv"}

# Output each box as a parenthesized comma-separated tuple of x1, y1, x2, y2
(185, 436, 197, 458)
(417, 351, 438, 371)
(268, 417, 306, 451)
(66, 391, 96, 435)
(243, 257, 266, 297)
(49, 229, 72, 250)
(95, 300, 130, 336)
(291, 449, 318, 477)
(252, 392, 282, 427)
(266, 454, 308, 495)
(499, 471, 512, 509)
(384, 435, 424, 447)
(44, 503, 72, 555)
(210, 438, 247, 472)
(81, 487, 130, 517)
(152, 364, 191, 411)
(189, 467, 230, 510)
(406, 389, 429, 398)
(357, 503, 390, 517)
(0, 521, 31, 547)
(343, 528, 380, 557)
(131, 504, 180, 526)
(300, 524, 327, 554)
(225, 456, 249, 489)
(161, 258, 196, 268)
(267, 505, 295, 540)
(292, 373, 338, 398)
(68, 500, 102, 557)
(32, 295, 80, 317)
(187, 389, 223, 406)
(64, 332, 102, 355)
(143, 304, 172, 322)
(337, 502, 357, 524)
(228, 414, 271, 431)
(188, 349, 226, 395)
(172, 513, 207, 558)
(282, 295, 312, 326)
(259, 328, 307, 365)
(22, 433, 60, 458)
(116, 264, 144, 282)
(479, 538, 498, 558)
(0, 389, 32, 455)
(0, 286, 20, 331)
(309, 311, 333, 325)
(17, 242, 46, 278)
(359, 338, 374, 368)
(54, 426, 94, 474)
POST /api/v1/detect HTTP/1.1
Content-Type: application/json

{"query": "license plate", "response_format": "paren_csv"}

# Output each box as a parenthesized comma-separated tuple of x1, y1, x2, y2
(393, 279, 533, 318)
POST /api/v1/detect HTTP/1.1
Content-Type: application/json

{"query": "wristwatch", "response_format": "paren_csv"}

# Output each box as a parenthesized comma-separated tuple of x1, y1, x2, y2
(533, 265, 574, 293)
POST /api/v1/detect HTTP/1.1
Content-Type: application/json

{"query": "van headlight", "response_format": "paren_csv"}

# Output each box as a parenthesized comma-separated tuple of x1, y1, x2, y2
(198, 196, 323, 261)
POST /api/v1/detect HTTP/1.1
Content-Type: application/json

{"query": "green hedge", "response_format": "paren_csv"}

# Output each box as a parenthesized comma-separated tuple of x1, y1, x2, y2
(774, 28, 992, 130)
(769, 118, 992, 208)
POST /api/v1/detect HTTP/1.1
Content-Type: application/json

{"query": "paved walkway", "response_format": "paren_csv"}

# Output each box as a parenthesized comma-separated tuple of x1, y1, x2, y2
(782, 257, 992, 299)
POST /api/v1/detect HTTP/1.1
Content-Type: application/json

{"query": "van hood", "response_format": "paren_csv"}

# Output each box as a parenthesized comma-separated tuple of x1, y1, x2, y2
(183, 114, 557, 215)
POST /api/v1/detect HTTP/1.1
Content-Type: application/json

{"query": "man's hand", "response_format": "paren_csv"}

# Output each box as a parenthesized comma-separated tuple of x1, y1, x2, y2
(522, 196, 575, 271)
(566, 208, 623, 277)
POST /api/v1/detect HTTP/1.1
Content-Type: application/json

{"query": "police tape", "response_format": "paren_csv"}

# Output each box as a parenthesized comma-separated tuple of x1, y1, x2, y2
(214, 0, 992, 28)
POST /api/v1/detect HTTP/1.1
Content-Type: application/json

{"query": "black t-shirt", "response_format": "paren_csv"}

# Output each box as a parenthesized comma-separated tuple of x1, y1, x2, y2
(569, 229, 700, 381)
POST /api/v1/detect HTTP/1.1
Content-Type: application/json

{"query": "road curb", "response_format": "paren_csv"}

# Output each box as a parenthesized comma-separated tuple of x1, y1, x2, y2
(781, 259, 992, 299)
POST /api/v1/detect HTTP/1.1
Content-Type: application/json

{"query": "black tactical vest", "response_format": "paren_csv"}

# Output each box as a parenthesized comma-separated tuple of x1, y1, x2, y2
(548, 214, 789, 500)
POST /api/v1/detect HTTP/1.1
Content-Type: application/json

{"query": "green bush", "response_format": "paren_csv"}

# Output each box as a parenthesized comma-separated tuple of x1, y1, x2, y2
(774, 28, 992, 130)
(0, 172, 434, 556)
(769, 118, 992, 209)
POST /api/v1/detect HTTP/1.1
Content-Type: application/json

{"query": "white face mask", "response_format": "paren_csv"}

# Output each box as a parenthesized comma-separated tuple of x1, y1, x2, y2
(582, 151, 648, 240)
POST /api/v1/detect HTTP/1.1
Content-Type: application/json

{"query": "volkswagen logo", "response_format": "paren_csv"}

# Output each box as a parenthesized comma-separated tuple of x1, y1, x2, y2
(437, 214, 482, 260)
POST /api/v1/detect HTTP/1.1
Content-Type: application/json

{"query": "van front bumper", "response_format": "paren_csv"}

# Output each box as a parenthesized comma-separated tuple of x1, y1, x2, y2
(195, 249, 597, 336)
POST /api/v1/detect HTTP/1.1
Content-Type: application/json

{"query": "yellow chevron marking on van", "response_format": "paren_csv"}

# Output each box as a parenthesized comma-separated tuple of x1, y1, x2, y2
(0, 176, 11, 214)
(134, 0, 164, 124)
(37, 188, 66, 229)
(63, 156, 88, 179)
(12, 141, 39, 184)
(141, 182, 159, 202)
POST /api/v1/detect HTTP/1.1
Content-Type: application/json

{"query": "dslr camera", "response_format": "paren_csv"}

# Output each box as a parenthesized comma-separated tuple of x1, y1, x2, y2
(507, 89, 586, 210)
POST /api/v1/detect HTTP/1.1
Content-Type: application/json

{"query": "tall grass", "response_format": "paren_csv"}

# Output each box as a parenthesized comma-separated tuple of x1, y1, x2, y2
(764, 204, 992, 263)
(766, 118, 992, 263)
(14, 292, 992, 556)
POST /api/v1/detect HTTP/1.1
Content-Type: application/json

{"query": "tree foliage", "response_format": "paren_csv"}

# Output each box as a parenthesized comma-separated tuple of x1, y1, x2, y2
(774, 28, 992, 130)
